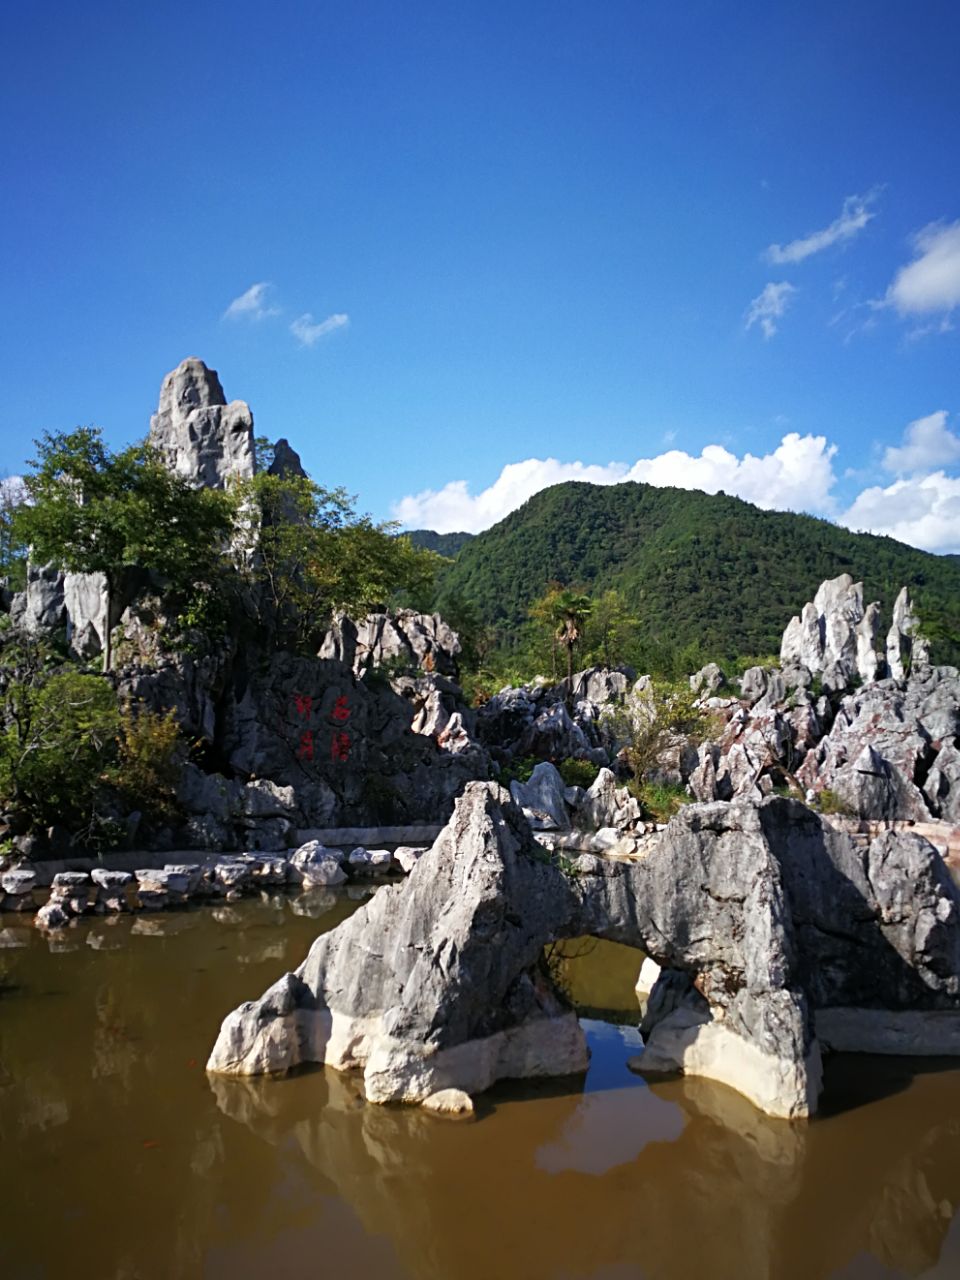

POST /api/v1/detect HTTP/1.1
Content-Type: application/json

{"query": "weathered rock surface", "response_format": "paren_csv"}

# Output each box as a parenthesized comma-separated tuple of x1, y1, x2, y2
(208, 782, 590, 1096)
(10, 562, 66, 633)
(148, 357, 255, 489)
(509, 762, 570, 830)
(208, 786, 960, 1119)
(320, 610, 462, 679)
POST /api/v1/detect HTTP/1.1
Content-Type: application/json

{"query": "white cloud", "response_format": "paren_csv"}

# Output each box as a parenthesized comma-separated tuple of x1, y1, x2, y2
(392, 458, 630, 534)
(745, 282, 797, 338)
(882, 411, 960, 475)
(290, 312, 350, 347)
(391, 433, 838, 534)
(623, 433, 837, 512)
(842, 472, 960, 553)
(885, 220, 960, 315)
(223, 282, 280, 321)
(766, 191, 878, 265)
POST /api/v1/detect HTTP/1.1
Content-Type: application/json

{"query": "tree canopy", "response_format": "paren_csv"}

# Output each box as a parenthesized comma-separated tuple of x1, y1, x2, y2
(226, 471, 443, 651)
(14, 428, 233, 668)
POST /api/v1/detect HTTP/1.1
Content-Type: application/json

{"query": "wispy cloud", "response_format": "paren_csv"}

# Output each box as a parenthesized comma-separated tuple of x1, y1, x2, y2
(290, 312, 350, 347)
(745, 281, 797, 338)
(766, 191, 879, 265)
(391, 434, 838, 534)
(884, 219, 960, 316)
(223, 281, 280, 321)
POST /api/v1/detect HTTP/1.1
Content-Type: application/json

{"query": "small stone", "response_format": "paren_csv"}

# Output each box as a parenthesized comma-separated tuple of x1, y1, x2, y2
(90, 869, 134, 890)
(36, 901, 71, 930)
(422, 1089, 475, 1118)
(51, 871, 90, 891)
(1, 868, 38, 895)
(394, 846, 426, 874)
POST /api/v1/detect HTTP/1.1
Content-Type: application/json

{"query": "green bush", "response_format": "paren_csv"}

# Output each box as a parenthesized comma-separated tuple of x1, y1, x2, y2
(632, 781, 691, 823)
(112, 703, 182, 824)
(557, 757, 601, 789)
(0, 669, 118, 831)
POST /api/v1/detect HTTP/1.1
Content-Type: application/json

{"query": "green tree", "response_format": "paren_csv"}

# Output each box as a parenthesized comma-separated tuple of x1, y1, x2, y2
(13, 428, 233, 670)
(0, 665, 118, 832)
(529, 585, 593, 688)
(228, 472, 443, 651)
(583, 588, 640, 668)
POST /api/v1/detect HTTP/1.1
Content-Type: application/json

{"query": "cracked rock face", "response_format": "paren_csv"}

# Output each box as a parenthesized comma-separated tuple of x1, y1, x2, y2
(149, 357, 255, 489)
(208, 786, 960, 1119)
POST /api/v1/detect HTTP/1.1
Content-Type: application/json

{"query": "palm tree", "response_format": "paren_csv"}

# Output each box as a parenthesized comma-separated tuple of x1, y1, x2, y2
(552, 590, 592, 691)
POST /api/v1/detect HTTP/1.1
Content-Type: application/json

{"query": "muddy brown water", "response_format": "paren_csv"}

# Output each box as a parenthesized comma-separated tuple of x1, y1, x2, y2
(2, 894, 960, 1280)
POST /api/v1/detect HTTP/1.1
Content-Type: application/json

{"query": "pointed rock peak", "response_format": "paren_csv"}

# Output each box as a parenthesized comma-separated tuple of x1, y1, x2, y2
(156, 357, 227, 419)
(149, 357, 255, 489)
(267, 437, 307, 480)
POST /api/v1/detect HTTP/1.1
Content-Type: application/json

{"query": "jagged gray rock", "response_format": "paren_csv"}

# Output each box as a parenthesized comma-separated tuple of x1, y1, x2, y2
(266, 437, 307, 479)
(207, 786, 960, 1119)
(887, 586, 931, 680)
(148, 357, 255, 489)
(10, 561, 65, 632)
(509, 762, 570, 830)
(208, 782, 588, 1095)
(690, 663, 725, 695)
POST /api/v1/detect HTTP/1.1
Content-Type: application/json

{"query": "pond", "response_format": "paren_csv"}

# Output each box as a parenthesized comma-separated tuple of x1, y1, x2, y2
(2, 893, 960, 1280)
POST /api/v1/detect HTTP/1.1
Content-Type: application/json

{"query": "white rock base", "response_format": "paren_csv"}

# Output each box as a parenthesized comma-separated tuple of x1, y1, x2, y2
(207, 990, 588, 1107)
(630, 1008, 823, 1120)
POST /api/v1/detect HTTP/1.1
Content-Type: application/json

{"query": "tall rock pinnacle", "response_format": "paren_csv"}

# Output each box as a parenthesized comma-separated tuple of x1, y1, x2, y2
(148, 357, 256, 489)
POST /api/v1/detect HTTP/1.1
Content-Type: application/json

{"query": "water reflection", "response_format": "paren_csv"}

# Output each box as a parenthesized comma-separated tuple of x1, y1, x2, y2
(1, 899, 960, 1280)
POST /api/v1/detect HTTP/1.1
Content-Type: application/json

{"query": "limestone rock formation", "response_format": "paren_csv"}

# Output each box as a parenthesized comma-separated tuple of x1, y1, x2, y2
(10, 562, 66, 632)
(207, 782, 589, 1095)
(207, 786, 960, 1119)
(779, 574, 878, 689)
(887, 586, 930, 681)
(148, 357, 255, 489)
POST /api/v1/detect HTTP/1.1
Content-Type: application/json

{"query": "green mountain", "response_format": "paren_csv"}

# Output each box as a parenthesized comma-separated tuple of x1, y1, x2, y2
(434, 481, 960, 665)
(407, 529, 475, 559)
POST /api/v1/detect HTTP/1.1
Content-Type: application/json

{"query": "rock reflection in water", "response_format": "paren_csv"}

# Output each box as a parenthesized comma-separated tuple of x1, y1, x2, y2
(2, 900, 960, 1280)
(210, 1038, 960, 1280)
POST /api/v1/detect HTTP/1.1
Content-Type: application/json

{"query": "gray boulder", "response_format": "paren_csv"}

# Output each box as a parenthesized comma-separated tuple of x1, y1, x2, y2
(690, 663, 725, 696)
(923, 743, 960, 822)
(509, 762, 570, 830)
(208, 782, 588, 1095)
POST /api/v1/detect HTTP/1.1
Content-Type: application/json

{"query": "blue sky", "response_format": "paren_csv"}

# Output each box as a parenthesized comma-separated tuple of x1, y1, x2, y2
(2, 0, 960, 550)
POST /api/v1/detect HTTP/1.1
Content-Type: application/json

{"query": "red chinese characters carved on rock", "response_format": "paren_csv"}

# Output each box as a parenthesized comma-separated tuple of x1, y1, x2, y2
(289, 692, 353, 763)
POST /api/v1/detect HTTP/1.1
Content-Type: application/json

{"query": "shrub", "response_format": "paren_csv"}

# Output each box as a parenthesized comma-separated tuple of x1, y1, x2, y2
(618, 680, 702, 781)
(633, 780, 691, 823)
(816, 787, 856, 817)
(0, 669, 118, 831)
(111, 703, 182, 824)
(557, 757, 600, 789)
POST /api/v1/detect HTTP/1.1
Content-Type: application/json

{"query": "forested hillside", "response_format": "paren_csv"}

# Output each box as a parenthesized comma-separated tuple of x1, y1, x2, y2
(432, 481, 960, 666)
(407, 529, 475, 559)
